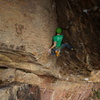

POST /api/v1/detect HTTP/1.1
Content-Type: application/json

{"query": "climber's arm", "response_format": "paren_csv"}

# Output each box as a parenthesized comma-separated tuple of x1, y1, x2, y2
(48, 41, 56, 52)
(50, 41, 56, 49)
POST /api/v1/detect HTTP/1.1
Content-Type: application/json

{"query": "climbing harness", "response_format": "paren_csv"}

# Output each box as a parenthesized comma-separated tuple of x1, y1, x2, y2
(55, 50, 60, 57)
(51, 47, 61, 57)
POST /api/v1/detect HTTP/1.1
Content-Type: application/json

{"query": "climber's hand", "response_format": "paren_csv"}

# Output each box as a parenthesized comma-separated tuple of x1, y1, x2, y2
(48, 49, 51, 53)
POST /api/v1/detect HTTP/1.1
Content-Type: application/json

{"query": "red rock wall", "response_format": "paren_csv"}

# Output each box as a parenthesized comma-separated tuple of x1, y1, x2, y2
(1, 82, 98, 100)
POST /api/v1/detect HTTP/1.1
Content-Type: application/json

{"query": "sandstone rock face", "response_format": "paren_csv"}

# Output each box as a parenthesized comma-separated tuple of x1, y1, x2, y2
(0, 49, 61, 78)
(90, 70, 100, 82)
(55, 0, 100, 76)
(0, 82, 100, 100)
(0, 68, 15, 83)
(0, 0, 60, 80)
(0, 0, 100, 100)
(0, 83, 41, 100)
(0, 67, 100, 100)
(0, 0, 99, 79)
(0, 0, 57, 65)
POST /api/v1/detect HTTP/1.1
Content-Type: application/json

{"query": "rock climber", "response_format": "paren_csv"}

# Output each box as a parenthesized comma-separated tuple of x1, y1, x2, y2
(49, 28, 75, 57)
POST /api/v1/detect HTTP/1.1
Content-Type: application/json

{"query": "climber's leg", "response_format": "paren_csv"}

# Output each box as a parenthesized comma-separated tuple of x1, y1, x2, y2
(61, 43, 75, 50)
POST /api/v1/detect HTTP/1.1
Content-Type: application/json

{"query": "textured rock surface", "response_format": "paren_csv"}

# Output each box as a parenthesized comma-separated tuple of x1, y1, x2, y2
(0, 82, 100, 100)
(90, 70, 100, 82)
(0, 0, 99, 79)
(0, 49, 61, 78)
(0, 0, 100, 100)
(0, 68, 15, 83)
(55, 0, 100, 77)
(0, 0, 61, 82)
(0, 83, 41, 100)
(0, 0, 57, 66)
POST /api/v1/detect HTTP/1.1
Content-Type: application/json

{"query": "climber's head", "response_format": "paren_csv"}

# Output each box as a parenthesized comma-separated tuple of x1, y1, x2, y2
(56, 28, 62, 34)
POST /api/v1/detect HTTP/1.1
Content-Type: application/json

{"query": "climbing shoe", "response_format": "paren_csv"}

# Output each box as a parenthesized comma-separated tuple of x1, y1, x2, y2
(71, 48, 76, 51)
